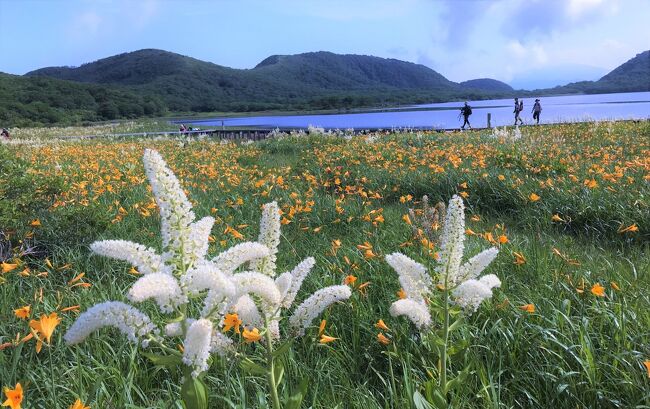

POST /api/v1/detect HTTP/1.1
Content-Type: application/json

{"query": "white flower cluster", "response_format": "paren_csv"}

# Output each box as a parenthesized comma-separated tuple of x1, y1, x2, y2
(387, 195, 501, 331)
(64, 301, 157, 345)
(182, 319, 213, 378)
(90, 240, 170, 275)
(288, 285, 352, 336)
(452, 274, 501, 312)
(250, 202, 281, 277)
(227, 203, 350, 339)
(142, 149, 196, 266)
(491, 126, 522, 142)
(67, 149, 351, 378)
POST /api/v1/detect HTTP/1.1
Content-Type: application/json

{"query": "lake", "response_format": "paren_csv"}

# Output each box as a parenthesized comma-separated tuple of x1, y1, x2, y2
(181, 91, 650, 130)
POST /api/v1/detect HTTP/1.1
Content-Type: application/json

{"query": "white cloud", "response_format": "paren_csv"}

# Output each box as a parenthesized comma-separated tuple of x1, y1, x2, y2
(566, 0, 605, 19)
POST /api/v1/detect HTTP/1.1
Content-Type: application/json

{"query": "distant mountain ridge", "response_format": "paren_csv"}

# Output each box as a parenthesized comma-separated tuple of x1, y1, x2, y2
(3, 48, 647, 126)
(24, 49, 507, 114)
(460, 78, 513, 92)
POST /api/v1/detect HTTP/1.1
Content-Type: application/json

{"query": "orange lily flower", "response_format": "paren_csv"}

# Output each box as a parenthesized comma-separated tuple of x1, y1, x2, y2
(13, 306, 30, 320)
(2, 383, 23, 409)
(519, 304, 535, 313)
(375, 319, 390, 331)
(242, 328, 262, 343)
(377, 333, 390, 345)
(591, 283, 605, 297)
(319, 334, 338, 344)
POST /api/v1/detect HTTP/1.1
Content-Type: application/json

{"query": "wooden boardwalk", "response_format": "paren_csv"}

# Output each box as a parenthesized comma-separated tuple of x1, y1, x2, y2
(61, 126, 495, 141)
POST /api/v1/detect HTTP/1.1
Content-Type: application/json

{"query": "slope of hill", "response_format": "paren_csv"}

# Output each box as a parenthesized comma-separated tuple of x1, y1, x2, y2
(0, 72, 166, 126)
(26, 49, 467, 112)
(459, 78, 513, 92)
(547, 50, 650, 94)
(597, 50, 650, 91)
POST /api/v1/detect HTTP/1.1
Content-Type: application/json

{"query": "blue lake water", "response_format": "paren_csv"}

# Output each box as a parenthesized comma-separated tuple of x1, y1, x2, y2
(181, 92, 650, 130)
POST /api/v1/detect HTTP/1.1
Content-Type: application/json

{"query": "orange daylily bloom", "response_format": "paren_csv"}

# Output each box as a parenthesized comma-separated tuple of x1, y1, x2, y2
(30, 219, 41, 227)
(2, 383, 23, 409)
(551, 214, 565, 222)
(222, 313, 242, 334)
(13, 306, 30, 320)
(591, 283, 605, 297)
(375, 319, 390, 331)
(1, 263, 18, 274)
(343, 275, 357, 286)
(610, 281, 620, 291)
(529, 193, 540, 202)
(363, 249, 377, 259)
(242, 327, 262, 343)
(513, 252, 526, 265)
(402, 214, 412, 225)
(519, 304, 535, 313)
(617, 223, 638, 233)
(319, 334, 338, 344)
(69, 399, 90, 409)
(29, 312, 61, 344)
(319, 319, 327, 336)
(498, 235, 509, 244)
(644, 360, 650, 378)
(377, 333, 390, 345)
(397, 288, 407, 299)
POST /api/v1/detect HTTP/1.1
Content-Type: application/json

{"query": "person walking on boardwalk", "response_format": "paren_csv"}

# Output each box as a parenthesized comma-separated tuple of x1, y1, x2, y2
(532, 99, 542, 124)
(460, 102, 472, 130)
(513, 98, 524, 125)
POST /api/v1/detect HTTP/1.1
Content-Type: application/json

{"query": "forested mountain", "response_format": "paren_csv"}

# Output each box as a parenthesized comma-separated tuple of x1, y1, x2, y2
(540, 51, 650, 94)
(26, 49, 470, 113)
(460, 78, 514, 92)
(2, 48, 646, 126)
(0, 72, 165, 126)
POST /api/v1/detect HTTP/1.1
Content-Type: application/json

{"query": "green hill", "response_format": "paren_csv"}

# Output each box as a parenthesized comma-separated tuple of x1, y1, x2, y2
(459, 78, 513, 92)
(0, 72, 166, 126)
(597, 50, 650, 91)
(26, 49, 467, 113)
(545, 50, 650, 94)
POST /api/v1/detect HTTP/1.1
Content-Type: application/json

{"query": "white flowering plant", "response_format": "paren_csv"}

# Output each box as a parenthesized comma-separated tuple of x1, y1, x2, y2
(386, 195, 501, 409)
(64, 149, 351, 409)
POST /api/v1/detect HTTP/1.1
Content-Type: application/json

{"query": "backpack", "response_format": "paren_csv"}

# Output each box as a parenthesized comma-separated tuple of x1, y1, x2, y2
(519, 101, 524, 111)
(464, 106, 472, 115)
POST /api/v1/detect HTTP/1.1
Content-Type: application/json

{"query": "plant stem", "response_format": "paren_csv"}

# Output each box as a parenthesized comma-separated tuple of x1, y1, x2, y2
(264, 315, 282, 409)
(440, 286, 449, 394)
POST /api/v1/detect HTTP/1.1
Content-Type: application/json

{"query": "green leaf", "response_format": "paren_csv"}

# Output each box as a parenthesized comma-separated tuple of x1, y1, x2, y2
(285, 378, 309, 409)
(142, 352, 183, 368)
(180, 375, 209, 409)
(413, 391, 435, 409)
(274, 361, 285, 386)
(272, 339, 294, 358)
(445, 367, 470, 393)
(240, 358, 267, 376)
(447, 316, 464, 333)
(423, 380, 447, 409)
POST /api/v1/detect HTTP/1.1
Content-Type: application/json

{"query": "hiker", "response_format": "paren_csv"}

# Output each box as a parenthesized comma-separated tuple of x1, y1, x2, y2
(460, 102, 472, 130)
(1, 128, 10, 139)
(513, 98, 524, 126)
(532, 99, 542, 124)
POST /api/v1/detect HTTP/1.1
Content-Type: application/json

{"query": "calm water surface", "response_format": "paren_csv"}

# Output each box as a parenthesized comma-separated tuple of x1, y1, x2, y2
(182, 92, 650, 130)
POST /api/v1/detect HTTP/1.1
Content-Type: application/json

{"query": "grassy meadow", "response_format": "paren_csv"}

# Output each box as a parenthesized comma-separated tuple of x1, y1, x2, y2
(1, 120, 649, 408)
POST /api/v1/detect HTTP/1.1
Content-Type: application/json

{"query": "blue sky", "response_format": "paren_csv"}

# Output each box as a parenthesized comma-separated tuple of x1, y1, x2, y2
(1, 0, 648, 89)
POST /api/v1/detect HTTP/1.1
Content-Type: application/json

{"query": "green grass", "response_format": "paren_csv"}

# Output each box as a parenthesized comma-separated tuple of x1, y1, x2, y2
(1, 120, 648, 408)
